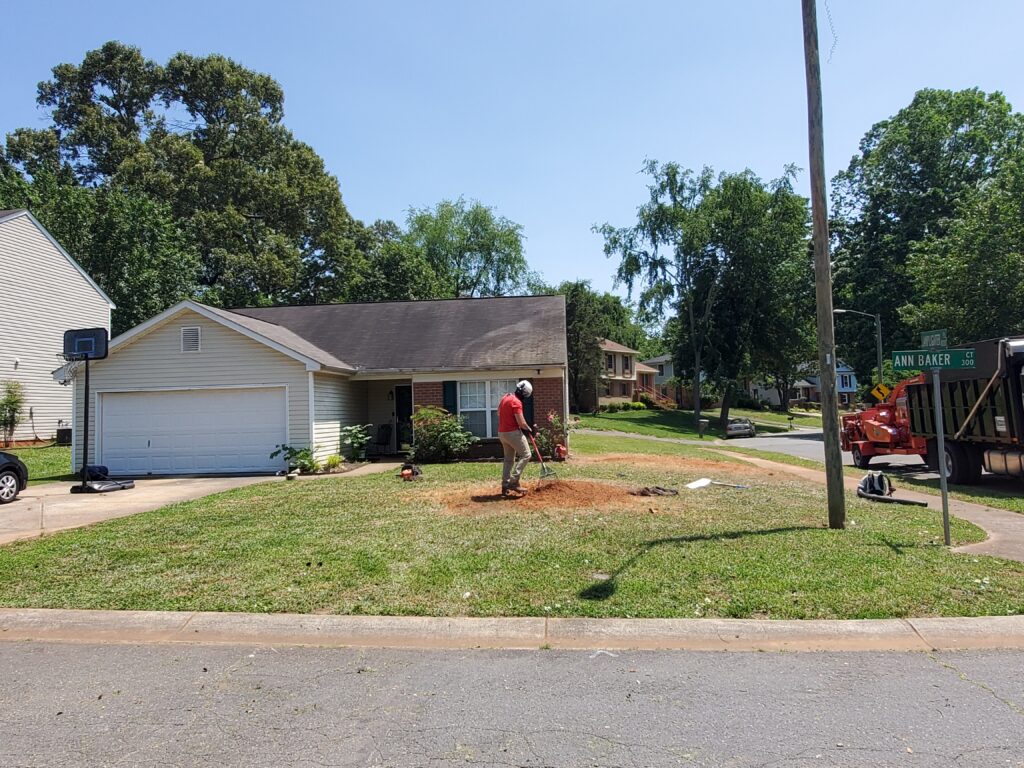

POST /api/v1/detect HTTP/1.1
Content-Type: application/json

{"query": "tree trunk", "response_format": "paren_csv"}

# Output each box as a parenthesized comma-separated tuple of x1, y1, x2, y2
(692, 348, 702, 419)
(718, 381, 735, 430)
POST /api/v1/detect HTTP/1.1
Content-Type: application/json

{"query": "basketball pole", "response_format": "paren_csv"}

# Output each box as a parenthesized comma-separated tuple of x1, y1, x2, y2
(80, 355, 90, 491)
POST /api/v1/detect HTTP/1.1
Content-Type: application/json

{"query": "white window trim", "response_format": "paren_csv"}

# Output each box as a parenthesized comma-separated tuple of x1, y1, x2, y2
(457, 379, 518, 439)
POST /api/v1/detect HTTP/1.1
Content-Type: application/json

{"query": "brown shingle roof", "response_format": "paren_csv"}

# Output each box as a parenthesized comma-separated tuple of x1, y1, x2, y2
(230, 295, 567, 373)
(634, 362, 657, 374)
(599, 338, 639, 354)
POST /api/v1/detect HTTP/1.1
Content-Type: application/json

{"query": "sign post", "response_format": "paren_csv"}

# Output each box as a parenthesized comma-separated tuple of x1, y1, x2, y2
(892, 334, 972, 547)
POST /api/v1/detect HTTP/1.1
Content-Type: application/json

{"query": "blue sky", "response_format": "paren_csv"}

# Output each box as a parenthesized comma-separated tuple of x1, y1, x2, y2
(3, 1, 1023, 296)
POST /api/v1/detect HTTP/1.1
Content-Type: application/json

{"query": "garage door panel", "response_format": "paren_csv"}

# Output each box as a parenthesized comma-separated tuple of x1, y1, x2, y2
(100, 388, 288, 475)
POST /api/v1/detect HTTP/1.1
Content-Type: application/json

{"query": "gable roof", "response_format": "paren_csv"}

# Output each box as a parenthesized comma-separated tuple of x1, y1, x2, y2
(231, 295, 568, 373)
(635, 362, 658, 374)
(642, 354, 671, 364)
(599, 338, 639, 354)
(0, 208, 115, 309)
(107, 300, 354, 372)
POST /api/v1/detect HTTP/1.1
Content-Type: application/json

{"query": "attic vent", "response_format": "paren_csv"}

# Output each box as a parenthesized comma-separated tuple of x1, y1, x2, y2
(180, 326, 201, 353)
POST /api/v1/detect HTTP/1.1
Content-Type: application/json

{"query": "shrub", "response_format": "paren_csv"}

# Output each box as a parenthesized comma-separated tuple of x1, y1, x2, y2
(340, 423, 373, 460)
(324, 454, 344, 471)
(604, 402, 622, 413)
(629, 400, 647, 410)
(533, 412, 573, 458)
(410, 405, 476, 463)
(270, 444, 320, 473)
(0, 381, 24, 447)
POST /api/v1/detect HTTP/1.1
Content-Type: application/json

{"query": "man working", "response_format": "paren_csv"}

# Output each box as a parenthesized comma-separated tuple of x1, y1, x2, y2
(497, 380, 534, 497)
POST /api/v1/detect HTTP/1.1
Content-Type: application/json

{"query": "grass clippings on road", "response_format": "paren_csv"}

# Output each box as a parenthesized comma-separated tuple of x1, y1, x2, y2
(1, 439, 1022, 620)
(6, 445, 75, 485)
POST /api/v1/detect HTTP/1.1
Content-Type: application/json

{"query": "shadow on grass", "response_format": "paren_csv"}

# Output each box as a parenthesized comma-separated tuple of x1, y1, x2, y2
(579, 525, 819, 601)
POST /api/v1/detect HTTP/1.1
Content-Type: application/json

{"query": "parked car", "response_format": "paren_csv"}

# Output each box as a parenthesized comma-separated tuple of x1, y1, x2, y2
(0, 451, 28, 504)
(725, 417, 756, 439)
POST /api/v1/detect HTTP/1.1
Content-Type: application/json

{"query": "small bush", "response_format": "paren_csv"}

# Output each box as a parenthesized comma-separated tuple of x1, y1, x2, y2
(324, 454, 344, 471)
(270, 444, 320, 473)
(629, 401, 647, 410)
(340, 424, 373, 460)
(410, 406, 476, 463)
(0, 380, 24, 447)
(605, 402, 622, 413)
(533, 412, 573, 458)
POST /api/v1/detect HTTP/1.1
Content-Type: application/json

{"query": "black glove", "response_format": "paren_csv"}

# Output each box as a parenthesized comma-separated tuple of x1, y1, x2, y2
(521, 425, 534, 437)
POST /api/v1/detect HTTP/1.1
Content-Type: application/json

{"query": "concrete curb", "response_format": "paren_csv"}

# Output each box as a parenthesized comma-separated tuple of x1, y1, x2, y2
(1, 609, 1022, 652)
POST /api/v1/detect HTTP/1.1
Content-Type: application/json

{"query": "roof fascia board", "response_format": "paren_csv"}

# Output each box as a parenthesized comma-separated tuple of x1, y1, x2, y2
(4, 210, 117, 309)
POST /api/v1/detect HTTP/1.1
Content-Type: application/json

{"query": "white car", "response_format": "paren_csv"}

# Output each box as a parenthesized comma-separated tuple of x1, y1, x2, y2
(725, 417, 756, 438)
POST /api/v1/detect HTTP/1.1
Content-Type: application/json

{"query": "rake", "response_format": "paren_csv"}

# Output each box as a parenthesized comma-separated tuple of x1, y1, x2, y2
(526, 432, 558, 482)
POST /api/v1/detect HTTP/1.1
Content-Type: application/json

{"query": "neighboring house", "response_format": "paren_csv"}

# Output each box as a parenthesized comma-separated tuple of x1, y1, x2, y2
(788, 361, 859, 406)
(58, 296, 568, 476)
(642, 353, 678, 403)
(0, 209, 114, 443)
(577, 339, 638, 411)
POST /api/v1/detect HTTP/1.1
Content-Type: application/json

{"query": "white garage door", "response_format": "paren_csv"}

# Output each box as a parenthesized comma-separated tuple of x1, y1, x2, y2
(99, 387, 288, 475)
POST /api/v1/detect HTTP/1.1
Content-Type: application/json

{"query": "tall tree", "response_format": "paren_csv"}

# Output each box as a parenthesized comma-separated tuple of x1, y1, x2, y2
(4, 41, 364, 314)
(831, 88, 1024, 373)
(902, 154, 1024, 342)
(404, 198, 528, 298)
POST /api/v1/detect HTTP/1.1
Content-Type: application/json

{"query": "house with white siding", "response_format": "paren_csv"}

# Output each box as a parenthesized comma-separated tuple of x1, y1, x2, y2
(0, 209, 113, 443)
(59, 296, 568, 476)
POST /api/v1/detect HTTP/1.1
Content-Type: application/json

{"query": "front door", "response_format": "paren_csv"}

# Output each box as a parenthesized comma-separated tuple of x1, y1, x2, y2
(395, 385, 413, 450)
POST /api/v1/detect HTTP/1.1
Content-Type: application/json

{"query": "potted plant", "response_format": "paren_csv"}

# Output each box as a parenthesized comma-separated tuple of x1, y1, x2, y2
(340, 424, 373, 461)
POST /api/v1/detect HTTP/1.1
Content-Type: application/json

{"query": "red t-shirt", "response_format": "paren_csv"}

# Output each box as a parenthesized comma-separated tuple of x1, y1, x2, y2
(498, 393, 524, 433)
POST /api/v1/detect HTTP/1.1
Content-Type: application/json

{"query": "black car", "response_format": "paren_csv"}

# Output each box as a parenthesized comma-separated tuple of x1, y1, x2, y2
(0, 451, 28, 504)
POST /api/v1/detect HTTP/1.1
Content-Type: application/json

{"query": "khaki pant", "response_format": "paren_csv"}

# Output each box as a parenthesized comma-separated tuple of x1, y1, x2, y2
(498, 430, 531, 489)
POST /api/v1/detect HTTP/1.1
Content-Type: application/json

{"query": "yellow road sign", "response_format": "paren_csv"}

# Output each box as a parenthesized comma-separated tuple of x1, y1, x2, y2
(871, 383, 891, 401)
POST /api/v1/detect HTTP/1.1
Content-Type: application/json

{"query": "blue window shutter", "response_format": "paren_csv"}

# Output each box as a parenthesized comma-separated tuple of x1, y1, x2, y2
(443, 381, 458, 414)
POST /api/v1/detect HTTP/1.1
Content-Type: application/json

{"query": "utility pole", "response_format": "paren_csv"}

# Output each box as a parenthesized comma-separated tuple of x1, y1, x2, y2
(801, 0, 845, 529)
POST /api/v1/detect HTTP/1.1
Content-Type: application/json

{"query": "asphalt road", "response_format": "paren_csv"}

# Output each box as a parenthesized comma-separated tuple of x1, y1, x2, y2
(2, 642, 1023, 767)
(729, 427, 931, 471)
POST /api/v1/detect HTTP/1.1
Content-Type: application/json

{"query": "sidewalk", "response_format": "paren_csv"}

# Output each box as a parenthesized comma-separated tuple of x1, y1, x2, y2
(2, 608, 1022, 652)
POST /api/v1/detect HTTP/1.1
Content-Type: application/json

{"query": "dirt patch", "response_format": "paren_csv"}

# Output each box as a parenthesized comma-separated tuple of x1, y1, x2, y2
(437, 479, 645, 514)
(573, 452, 772, 476)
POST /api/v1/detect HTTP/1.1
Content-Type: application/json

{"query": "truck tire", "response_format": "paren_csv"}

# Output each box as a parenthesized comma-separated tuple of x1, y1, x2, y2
(943, 442, 971, 485)
(851, 445, 871, 469)
(963, 445, 983, 485)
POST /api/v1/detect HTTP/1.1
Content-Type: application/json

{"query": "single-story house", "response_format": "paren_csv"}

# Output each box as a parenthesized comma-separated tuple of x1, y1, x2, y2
(0, 209, 113, 443)
(59, 296, 568, 476)
(789, 361, 859, 407)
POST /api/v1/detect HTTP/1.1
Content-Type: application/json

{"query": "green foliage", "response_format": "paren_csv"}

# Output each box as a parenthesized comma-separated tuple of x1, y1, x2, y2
(832, 88, 1024, 374)
(410, 406, 476, 463)
(404, 197, 528, 298)
(599, 162, 809, 423)
(339, 424, 373, 460)
(3, 41, 363, 317)
(323, 454, 344, 471)
(0, 381, 25, 447)
(269, 444, 319, 474)
(533, 412, 572, 458)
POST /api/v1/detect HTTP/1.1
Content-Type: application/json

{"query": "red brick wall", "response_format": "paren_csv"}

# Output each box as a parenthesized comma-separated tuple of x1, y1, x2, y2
(532, 376, 565, 428)
(413, 381, 444, 410)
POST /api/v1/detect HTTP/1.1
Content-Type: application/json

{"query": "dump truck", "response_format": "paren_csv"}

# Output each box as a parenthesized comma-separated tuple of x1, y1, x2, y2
(903, 336, 1024, 484)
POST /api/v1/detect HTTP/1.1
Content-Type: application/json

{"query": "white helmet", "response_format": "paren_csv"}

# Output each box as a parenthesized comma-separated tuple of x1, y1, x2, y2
(516, 380, 533, 398)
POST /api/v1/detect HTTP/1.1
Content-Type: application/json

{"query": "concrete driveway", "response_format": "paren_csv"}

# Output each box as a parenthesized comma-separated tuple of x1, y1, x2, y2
(0, 476, 277, 546)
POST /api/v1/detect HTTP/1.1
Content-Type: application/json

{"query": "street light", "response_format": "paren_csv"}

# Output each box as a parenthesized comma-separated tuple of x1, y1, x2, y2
(833, 308, 883, 387)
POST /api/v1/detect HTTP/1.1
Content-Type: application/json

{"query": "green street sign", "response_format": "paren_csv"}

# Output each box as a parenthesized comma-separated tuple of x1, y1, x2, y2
(892, 348, 976, 370)
(920, 329, 947, 349)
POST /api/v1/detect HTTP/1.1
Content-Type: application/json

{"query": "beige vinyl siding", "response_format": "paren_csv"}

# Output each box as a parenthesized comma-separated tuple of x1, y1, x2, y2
(311, 373, 366, 460)
(71, 309, 310, 469)
(0, 215, 110, 441)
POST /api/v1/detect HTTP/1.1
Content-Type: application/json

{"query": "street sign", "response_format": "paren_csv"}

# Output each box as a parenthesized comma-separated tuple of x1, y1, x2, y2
(892, 349, 976, 370)
(870, 383, 891, 401)
(920, 329, 947, 349)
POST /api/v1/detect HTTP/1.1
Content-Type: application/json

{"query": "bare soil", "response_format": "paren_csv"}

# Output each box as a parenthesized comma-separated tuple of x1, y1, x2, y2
(436, 479, 646, 515)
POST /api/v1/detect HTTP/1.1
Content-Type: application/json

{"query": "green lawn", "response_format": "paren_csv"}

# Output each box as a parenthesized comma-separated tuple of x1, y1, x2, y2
(716, 444, 1024, 515)
(1, 437, 1022, 619)
(6, 445, 75, 485)
(577, 408, 819, 442)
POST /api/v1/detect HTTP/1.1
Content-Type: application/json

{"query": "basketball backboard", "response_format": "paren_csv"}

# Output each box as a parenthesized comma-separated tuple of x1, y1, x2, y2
(63, 327, 109, 361)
